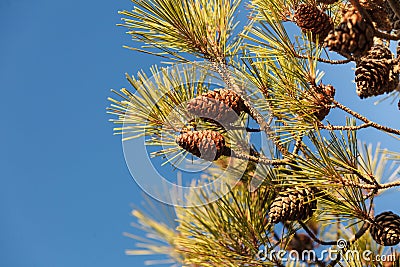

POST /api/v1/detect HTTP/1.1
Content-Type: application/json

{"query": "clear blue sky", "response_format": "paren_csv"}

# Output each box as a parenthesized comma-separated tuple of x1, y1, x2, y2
(0, 0, 160, 266)
(0, 0, 399, 267)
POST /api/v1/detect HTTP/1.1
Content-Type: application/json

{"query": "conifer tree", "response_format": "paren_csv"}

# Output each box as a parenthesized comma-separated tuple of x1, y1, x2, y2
(107, 0, 400, 266)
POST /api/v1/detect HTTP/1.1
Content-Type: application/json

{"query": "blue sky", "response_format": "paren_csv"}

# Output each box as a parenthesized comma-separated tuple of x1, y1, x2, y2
(0, 0, 399, 267)
(0, 0, 159, 266)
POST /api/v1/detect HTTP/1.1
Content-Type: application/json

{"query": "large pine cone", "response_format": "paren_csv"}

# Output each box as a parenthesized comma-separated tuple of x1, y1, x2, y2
(307, 84, 336, 120)
(187, 89, 247, 124)
(175, 130, 227, 161)
(325, 6, 374, 57)
(370, 211, 400, 246)
(355, 45, 399, 98)
(268, 187, 317, 224)
(294, 4, 334, 42)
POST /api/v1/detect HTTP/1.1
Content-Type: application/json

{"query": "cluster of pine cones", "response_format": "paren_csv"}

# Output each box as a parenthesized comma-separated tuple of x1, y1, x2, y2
(293, 0, 400, 99)
(175, 89, 248, 161)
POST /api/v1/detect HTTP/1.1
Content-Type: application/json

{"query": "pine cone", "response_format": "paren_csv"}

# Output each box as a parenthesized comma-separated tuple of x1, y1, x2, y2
(187, 89, 247, 124)
(355, 45, 399, 98)
(307, 84, 336, 120)
(175, 130, 227, 161)
(268, 187, 317, 224)
(325, 6, 374, 57)
(370, 211, 400, 246)
(361, 0, 392, 31)
(294, 4, 334, 42)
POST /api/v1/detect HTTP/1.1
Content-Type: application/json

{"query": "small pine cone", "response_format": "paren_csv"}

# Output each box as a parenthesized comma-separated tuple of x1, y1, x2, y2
(370, 211, 400, 246)
(325, 6, 374, 57)
(268, 187, 317, 224)
(175, 130, 227, 161)
(355, 45, 399, 98)
(287, 233, 314, 254)
(294, 4, 334, 41)
(308, 84, 336, 120)
(187, 89, 247, 124)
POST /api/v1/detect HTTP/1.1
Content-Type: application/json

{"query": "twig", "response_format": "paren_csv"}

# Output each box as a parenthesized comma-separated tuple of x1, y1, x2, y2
(226, 125, 261, 132)
(300, 220, 370, 247)
(230, 150, 290, 166)
(318, 122, 373, 131)
(299, 221, 338, 245)
(332, 100, 400, 135)
(294, 52, 353, 64)
(339, 178, 400, 190)
(374, 31, 400, 41)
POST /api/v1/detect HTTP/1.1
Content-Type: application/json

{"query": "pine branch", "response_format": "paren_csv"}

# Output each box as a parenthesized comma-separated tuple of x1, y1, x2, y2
(230, 150, 290, 166)
(299, 221, 338, 246)
(294, 52, 353, 65)
(374, 31, 400, 41)
(332, 100, 400, 135)
(340, 178, 400, 190)
(318, 122, 373, 131)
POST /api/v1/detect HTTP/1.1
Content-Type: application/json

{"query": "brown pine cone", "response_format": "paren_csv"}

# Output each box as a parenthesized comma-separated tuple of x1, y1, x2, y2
(187, 89, 247, 124)
(175, 130, 227, 161)
(268, 187, 317, 224)
(325, 5, 374, 57)
(294, 4, 334, 42)
(361, 0, 392, 31)
(307, 84, 336, 120)
(370, 211, 400, 246)
(355, 45, 399, 98)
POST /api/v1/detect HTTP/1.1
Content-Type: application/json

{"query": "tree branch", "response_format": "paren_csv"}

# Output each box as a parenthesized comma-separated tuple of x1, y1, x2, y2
(339, 177, 400, 190)
(374, 31, 400, 41)
(318, 122, 373, 131)
(332, 100, 400, 135)
(294, 52, 353, 64)
(299, 221, 338, 246)
(230, 150, 290, 166)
